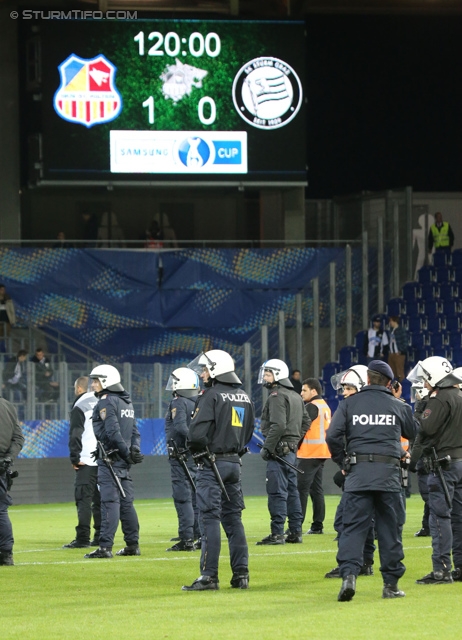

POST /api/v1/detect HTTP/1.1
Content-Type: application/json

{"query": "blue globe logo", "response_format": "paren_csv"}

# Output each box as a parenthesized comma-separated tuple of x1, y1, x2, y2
(178, 137, 210, 168)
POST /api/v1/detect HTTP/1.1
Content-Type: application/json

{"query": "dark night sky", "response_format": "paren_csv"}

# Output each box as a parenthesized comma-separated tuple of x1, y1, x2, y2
(306, 14, 462, 198)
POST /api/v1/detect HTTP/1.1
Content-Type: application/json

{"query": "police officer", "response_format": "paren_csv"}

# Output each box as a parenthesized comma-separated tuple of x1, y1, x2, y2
(408, 356, 462, 584)
(326, 360, 416, 601)
(165, 367, 201, 552)
(84, 365, 144, 559)
(63, 376, 101, 548)
(257, 359, 311, 545)
(182, 349, 254, 591)
(0, 391, 24, 566)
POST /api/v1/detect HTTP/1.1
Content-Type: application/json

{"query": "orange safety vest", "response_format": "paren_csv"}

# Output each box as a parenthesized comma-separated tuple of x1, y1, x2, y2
(297, 398, 332, 459)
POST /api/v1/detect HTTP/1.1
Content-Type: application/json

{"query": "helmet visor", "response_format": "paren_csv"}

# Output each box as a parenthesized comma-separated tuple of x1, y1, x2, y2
(188, 353, 210, 375)
(407, 362, 426, 385)
(165, 372, 179, 391)
(258, 365, 275, 385)
(330, 368, 365, 391)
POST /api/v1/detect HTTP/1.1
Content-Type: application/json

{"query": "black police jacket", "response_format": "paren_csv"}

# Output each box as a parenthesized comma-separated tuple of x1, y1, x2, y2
(261, 384, 311, 454)
(327, 384, 417, 492)
(165, 394, 196, 449)
(414, 387, 462, 459)
(92, 390, 140, 466)
(187, 382, 255, 454)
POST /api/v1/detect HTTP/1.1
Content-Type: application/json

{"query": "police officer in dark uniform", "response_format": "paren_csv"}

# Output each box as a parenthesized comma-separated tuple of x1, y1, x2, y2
(408, 356, 462, 584)
(182, 349, 255, 591)
(0, 392, 24, 566)
(326, 360, 416, 601)
(257, 359, 311, 545)
(165, 367, 201, 552)
(84, 365, 144, 559)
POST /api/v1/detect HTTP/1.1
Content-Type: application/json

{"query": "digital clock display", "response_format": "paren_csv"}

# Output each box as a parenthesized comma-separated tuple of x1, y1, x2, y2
(30, 18, 307, 185)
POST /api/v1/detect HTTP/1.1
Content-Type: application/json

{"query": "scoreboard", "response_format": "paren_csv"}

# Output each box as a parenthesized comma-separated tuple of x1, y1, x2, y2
(28, 18, 307, 185)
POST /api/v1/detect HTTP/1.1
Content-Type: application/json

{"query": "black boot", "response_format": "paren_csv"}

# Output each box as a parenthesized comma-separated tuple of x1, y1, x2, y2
(182, 575, 219, 591)
(62, 539, 90, 549)
(285, 530, 303, 543)
(452, 567, 462, 581)
(256, 534, 285, 545)
(338, 574, 356, 602)
(0, 551, 14, 566)
(325, 566, 341, 578)
(382, 583, 405, 598)
(166, 539, 195, 552)
(84, 547, 113, 559)
(359, 561, 374, 576)
(230, 571, 249, 589)
(116, 545, 141, 556)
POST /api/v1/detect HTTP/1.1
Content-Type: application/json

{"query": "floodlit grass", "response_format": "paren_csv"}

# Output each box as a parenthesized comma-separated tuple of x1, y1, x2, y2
(4, 494, 462, 639)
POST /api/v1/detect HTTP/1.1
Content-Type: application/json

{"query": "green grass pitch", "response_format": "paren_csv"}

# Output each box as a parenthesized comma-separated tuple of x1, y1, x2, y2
(4, 494, 462, 639)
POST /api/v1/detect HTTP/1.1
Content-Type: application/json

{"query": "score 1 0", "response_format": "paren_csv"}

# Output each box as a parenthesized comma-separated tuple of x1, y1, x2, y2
(134, 31, 221, 58)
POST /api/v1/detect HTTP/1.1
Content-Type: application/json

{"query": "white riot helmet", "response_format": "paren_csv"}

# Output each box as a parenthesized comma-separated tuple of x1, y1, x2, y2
(89, 364, 123, 392)
(188, 349, 242, 384)
(331, 364, 368, 394)
(166, 367, 200, 398)
(410, 381, 429, 403)
(453, 367, 462, 391)
(407, 356, 462, 389)
(258, 358, 292, 389)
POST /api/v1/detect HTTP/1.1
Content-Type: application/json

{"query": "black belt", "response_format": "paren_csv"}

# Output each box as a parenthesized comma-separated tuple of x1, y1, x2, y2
(356, 454, 400, 466)
(213, 452, 239, 459)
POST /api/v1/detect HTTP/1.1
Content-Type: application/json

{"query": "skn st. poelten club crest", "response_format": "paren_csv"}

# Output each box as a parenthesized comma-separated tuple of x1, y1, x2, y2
(53, 53, 122, 128)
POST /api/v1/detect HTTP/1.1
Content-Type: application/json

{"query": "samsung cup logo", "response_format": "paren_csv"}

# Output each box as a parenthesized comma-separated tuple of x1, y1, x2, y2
(232, 57, 302, 130)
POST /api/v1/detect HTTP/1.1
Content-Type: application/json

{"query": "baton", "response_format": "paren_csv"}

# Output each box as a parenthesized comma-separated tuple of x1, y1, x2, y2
(257, 443, 304, 474)
(169, 439, 196, 492)
(193, 447, 230, 501)
(432, 447, 452, 509)
(97, 441, 126, 499)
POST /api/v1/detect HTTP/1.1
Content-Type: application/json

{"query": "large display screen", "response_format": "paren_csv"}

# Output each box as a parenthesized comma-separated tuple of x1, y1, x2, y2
(28, 18, 306, 185)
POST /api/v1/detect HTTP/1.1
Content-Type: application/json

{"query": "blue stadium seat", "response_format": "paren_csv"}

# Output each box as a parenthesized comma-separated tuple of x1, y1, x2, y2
(321, 362, 341, 383)
(418, 266, 436, 284)
(402, 282, 421, 301)
(441, 300, 461, 316)
(338, 346, 359, 370)
(452, 347, 462, 366)
(416, 348, 432, 360)
(435, 267, 455, 282)
(420, 283, 439, 300)
(432, 347, 453, 360)
(387, 298, 406, 316)
(432, 252, 449, 267)
(424, 299, 442, 316)
(427, 314, 446, 332)
(452, 267, 462, 283)
(410, 332, 429, 349)
(429, 333, 445, 349)
(405, 300, 421, 316)
(405, 315, 427, 333)
(449, 333, 462, 349)
(327, 398, 339, 414)
(355, 330, 366, 350)
(400, 379, 411, 402)
(451, 249, 462, 267)
(439, 282, 459, 299)
(446, 315, 462, 332)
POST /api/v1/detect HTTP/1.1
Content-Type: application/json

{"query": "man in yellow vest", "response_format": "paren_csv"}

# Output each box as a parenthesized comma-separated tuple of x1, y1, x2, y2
(428, 211, 454, 254)
(297, 378, 332, 535)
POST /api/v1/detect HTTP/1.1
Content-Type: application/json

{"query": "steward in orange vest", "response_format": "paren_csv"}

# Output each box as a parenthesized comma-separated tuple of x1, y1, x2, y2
(297, 378, 332, 534)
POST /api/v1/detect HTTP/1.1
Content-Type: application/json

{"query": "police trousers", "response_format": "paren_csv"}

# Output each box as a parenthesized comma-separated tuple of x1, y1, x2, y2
(0, 473, 14, 552)
(427, 460, 462, 572)
(266, 452, 303, 535)
(97, 463, 139, 549)
(337, 490, 406, 584)
(169, 459, 199, 540)
(297, 458, 325, 530)
(334, 491, 376, 562)
(195, 459, 248, 578)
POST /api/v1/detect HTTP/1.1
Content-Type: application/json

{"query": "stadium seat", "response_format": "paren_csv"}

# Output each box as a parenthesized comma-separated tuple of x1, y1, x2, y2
(427, 314, 446, 332)
(327, 398, 339, 414)
(452, 267, 462, 283)
(404, 300, 421, 316)
(451, 249, 462, 267)
(387, 298, 406, 316)
(338, 346, 359, 370)
(449, 333, 462, 349)
(415, 348, 432, 361)
(439, 282, 459, 299)
(420, 283, 439, 300)
(410, 332, 429, 349)
(402, 282, 421, 301)
(429, 333, 445, 349)
(452, 347, 462, 366)
(441, 300, 461, 316)
(321, 362, 341, 384)
(418, 266, 436, 284)
(423, 299, 442, 316)
(435, 267, 455, 282)
(446, 315, 462, 332)
(400, 379, 411, 402)
(432, 252, 449, 268)
(405, 315, 427, 333)
(432, 347, 453, 360)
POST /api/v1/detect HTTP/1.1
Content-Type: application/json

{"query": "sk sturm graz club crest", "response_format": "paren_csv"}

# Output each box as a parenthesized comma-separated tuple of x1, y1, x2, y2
(232, 57, 303, 130)
(53, 54, 122, 127)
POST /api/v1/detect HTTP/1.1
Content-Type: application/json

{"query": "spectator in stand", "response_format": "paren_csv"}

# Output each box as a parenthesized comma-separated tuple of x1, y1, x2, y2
(2, 350, 28, 400)
(31, 347, 59, 402)
(363, 315, 388, 363)
(81, 212, 99, 247)
(144, 220, 164, 249)
(428, 211, 454, 255)
(386, 316, 409, 382)
(53, 231, 73, 249)
(290, 370, 302, 394)
(0, 284, 16, 345)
